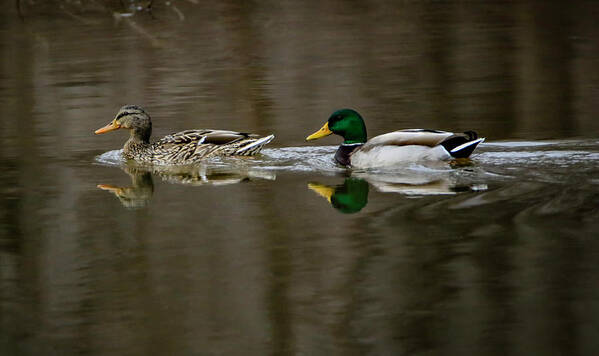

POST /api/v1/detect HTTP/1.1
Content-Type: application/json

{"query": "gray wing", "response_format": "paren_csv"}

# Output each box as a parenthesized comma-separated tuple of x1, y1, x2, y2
(361, 129, 454, 150)
(200, 130, 257, 145)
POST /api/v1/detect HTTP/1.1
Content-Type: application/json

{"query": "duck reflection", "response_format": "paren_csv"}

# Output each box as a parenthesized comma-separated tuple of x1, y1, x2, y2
(353, 172, 472, 196)
(309, 168, 487, 213)
(150, 164, 276, 186)
(309, 178, 369, 214)
(98, 164, 276, 208)
(98, 168, 154, 209)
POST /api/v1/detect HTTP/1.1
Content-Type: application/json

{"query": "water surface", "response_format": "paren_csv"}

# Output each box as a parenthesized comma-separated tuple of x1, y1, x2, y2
(1, 1, 599, 355)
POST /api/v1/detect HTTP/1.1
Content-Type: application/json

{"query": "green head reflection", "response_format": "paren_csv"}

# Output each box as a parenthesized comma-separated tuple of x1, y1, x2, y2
(308, 178, 369, 214)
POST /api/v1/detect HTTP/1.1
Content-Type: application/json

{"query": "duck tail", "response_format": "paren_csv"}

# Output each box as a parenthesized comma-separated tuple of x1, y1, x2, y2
(440, 131, 485, 158)
(235, 134, 275, 155)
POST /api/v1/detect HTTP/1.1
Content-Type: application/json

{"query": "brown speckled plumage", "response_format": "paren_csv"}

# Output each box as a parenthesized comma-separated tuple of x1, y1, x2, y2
(96, 105, 274, 165)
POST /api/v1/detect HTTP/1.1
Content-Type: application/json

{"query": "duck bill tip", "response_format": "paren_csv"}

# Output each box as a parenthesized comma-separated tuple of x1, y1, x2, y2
(308, 182, 334, 203)
(306, 122, 332, 141)
(97, 184, 122, 193)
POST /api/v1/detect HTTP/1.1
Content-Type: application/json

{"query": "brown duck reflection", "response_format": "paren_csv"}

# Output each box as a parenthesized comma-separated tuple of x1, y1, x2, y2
(98, 164, 276, 208)
(98, 167, 154, 209)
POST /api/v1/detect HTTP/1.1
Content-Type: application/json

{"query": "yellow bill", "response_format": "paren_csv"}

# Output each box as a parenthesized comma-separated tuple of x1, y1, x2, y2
(308, 182, 334, 203)
(306, 122, 332, 141)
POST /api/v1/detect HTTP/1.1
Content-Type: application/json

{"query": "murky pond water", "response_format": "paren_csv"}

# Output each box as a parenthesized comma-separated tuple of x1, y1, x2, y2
(1, 1, 599, 355)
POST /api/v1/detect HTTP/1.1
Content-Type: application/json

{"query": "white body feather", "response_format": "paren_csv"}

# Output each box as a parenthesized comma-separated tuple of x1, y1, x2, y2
(350, 145, 451, 168)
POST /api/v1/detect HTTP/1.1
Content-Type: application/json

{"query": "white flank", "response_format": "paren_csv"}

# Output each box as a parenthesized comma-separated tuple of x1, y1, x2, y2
(236, 134, 275, 153)
(351, 145, 451, 169)
(450, 138, 485, 154)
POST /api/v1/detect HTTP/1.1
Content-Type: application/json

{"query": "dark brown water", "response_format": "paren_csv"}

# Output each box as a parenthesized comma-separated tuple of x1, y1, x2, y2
(1, 1, 599, 355)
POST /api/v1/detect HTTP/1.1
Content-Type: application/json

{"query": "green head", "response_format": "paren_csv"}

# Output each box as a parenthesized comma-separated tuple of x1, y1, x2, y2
(306, 109, 368, 144)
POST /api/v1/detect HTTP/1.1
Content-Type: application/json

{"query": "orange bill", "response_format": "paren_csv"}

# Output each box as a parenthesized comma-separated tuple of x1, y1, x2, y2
(97, 184, 123, 194)
(95, 121, 120, 134)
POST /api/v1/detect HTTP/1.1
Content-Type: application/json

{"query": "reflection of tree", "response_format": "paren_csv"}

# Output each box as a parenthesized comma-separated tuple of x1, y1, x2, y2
(15, 0, 153, 18)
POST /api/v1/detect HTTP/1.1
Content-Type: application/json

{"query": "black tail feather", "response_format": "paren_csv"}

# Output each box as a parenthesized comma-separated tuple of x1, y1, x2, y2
(439, 131, 483, 158)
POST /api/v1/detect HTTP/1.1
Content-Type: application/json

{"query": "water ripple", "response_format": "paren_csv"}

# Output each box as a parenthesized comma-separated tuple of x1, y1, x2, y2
(95, 140, 599, 178)
(96, 149, 125, 166)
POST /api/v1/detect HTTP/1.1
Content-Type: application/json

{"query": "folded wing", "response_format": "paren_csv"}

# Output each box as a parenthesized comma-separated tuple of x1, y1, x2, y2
(361, 129, 455, 150)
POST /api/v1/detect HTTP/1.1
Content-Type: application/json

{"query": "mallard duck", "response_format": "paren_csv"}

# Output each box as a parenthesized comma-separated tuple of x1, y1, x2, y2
(95, 105, 275, 165)
(306, 109, 485, 168)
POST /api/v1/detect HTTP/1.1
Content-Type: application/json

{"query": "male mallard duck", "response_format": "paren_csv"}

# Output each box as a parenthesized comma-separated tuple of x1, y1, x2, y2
(95, 105, 275, 165)
(306, 109, 484, 168)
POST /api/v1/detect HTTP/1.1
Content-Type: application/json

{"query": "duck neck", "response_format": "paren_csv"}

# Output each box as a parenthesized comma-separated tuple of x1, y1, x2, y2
(124, 130, 151, 159)
(131, 125, 151, 144)
(335, 143, 363, 167)
(343, 136, 366, 145)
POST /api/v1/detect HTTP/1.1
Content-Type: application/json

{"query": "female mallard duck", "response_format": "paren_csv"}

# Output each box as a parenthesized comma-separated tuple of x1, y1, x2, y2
(95, 105, 274, 165)
(306, 109, 484, 168)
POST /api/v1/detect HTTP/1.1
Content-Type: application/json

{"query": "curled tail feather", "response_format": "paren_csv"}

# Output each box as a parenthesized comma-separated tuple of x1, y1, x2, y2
(439, 131, 484, 158)
(235, 134, 275, 156)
